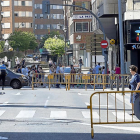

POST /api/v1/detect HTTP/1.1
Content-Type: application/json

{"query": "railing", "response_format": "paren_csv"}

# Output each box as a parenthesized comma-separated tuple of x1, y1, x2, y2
(87, 91, 140, 138)
(31, 73, 130, 91)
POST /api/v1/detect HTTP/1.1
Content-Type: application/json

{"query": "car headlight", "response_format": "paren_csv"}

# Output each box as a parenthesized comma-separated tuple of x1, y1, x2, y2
(21, 75, 27, 80)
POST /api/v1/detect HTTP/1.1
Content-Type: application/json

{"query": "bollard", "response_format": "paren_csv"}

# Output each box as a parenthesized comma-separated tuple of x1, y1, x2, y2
(122, 76, 124, 91)
(116, 76, 119, 91)
(110, 74, 113, 90)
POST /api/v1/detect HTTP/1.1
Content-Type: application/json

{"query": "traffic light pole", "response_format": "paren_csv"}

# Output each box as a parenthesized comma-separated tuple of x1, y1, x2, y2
(46, 3, 107, 73)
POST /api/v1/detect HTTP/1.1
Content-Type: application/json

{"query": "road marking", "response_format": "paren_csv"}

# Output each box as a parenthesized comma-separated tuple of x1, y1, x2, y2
(50, 111, 67, 119)
(82, 111, 99, 119)
(85, 102, 113, 107)
(0, 110, 5, 116)
(0, 102, 9, 106)
(15, 92, 21, 95)
(97, 125, 140, 133)
(44, 100, 49, 107)
(112, 112, 133, 120)
(78, 93, 96, 96)
(16, 110, 36, 118)
(0, 136, 8, 139)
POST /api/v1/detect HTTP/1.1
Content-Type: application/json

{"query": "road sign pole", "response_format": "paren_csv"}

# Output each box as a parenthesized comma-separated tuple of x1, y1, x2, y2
(118, 0, 125, 74)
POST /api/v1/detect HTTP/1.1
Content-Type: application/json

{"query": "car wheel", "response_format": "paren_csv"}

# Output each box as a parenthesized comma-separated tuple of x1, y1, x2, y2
(11, 80, 21, 89)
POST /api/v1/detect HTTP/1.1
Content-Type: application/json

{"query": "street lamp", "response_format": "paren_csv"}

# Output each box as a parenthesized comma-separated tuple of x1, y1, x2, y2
(63, 26, 67, 67)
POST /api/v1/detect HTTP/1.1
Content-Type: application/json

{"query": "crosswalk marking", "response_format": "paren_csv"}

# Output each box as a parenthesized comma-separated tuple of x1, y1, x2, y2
(16, 110, 36, 118)
(50, 111, 67, 118)
(82, 111, 99, 119)
(112, 112, 132, 120)
(0, 110, 5, 116)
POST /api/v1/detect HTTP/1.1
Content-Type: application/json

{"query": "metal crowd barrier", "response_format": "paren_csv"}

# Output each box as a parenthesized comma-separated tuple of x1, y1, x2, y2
(87, 90, 140, 138)
(31, 73, 130, 91)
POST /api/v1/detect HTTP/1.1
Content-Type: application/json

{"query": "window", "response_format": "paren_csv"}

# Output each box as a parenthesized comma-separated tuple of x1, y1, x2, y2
(40, 14, 43, 19)
(19, 11, 26, 17)
(51, 24, 57, 29)
(75, 2, 89, 11)
(14, 12, 18, 16)
(2, 23, 10, 28)
(35, 4, 42, 9)
(21, 1, 25, 6)
(50, 5, 63, 9)
(25, 1, 32, 6)
(40, 25, 43, 29)
(14, 1, 18, 6)
(35, 14, 37, 18)
(75, 22, 89, 32)
(3, 34, 10, 40)
(26, 12, 32, 17)
(2, 12, 10, 17)
(1, 1, 10, 6)
(26, 23, 32, 28)
(47, 25, 50, 29)
(15, 23, 19, 28)
(35, 24, 38, 29)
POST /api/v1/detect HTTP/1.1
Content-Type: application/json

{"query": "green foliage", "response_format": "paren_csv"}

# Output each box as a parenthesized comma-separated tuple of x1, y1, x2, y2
(8, 31, 37, 52)
(0, 41, 5, 53)
(41, 31, 63, 45)
(44, 37, 66, 56)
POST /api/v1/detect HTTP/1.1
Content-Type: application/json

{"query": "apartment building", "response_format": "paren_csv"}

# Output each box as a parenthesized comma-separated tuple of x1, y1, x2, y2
(0, 0, 2, 40)
(92, 0, 140, 73)
(1, 0, 33, 40)
(34, 0, 64, 40)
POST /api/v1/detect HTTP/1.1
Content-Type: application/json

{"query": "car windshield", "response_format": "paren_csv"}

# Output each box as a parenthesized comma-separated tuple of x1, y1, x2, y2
(64, 68, 71, 73)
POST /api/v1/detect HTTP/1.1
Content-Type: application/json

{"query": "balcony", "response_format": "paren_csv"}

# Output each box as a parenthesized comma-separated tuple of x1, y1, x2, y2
(96, 0, 118, 18)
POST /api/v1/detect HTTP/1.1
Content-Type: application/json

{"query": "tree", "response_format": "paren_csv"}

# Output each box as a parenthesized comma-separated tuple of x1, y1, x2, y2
(8, 31, 37, 53)
(41, 31, 63, 47)
(0, 41, 5, 53)
(44, 37, 66, 57)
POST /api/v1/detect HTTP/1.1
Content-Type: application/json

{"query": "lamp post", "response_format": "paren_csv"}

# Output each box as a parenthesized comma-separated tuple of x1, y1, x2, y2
(63, 27, 67, 67)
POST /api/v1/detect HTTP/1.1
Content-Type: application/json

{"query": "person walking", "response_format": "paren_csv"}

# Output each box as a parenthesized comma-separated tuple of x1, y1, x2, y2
(95, 63, 101, 74)
(115, 64, 121, 74)
(129, 65, 140, 114)
(0, 61, 7, 93)
(79, 57, 83, 70)
(8, 59, 11, 69)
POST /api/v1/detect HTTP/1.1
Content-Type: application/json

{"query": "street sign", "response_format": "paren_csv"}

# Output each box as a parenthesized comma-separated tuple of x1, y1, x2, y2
(101, 40, 108, 48)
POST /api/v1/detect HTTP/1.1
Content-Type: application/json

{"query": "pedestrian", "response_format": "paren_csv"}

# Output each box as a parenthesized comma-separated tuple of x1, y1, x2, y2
(22, 58, 25, 66)
(115, 64, 121, 74)
(102, 66, 105, 74)
(79, 57, 83, 70)
(48, 58, 53, 67)
(15, 57, 20, 66)
(95, 63, 101, 74)
(76, 69, 83, 88)
(8, 59, 11, 69)
(70, 65, 76, 88)
(21, 65, 26, 75)
(129, 65, 140, 114)
(0, 61, 7, 92)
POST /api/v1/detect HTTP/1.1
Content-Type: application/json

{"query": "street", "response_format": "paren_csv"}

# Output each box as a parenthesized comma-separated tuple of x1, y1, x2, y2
(0, 87, 140, 140)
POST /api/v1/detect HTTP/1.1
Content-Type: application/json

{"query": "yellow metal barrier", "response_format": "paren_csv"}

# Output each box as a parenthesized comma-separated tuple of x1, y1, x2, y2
(31, 73, 130, 91)
(88, 90, 140, 138)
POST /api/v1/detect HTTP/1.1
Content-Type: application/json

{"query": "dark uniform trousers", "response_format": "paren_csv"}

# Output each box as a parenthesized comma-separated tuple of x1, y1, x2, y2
(0, 70, 6, 90)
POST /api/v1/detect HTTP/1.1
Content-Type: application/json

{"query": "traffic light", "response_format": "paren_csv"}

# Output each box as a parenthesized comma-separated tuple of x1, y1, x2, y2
(42, 1, 50, 14)
(67, 40, 70, 46)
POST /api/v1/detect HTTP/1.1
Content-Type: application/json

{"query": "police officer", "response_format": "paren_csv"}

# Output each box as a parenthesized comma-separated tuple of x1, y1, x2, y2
(0, 61, 7, 93)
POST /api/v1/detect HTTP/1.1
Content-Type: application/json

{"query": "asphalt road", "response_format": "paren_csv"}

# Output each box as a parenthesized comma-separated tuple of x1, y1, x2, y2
(0, 87, 140, 140)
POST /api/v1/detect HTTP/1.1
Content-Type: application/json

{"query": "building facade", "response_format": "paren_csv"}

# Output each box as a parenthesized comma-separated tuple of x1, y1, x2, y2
(0, 0, 2, 40)
(93, 0, 140, 73)
(68, 0, 104, 67)
(33, 0, 64, 40)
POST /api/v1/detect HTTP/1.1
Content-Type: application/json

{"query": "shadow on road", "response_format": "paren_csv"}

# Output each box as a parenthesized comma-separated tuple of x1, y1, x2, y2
(0, 132, 139, 140)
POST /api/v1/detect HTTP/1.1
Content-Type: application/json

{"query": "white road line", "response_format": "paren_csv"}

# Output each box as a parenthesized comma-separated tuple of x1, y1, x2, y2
(16, 110, 36, 118)
(0, 136, 8, 139)
(82, 111, 99, 119)
(112, 112, 133, 120)
(0, 110, 5, 116)
(0, 102, 9, 106)
(50, 111, 67, 119)
(85, 102, 90, 106)
(44, 100, 49, 107)
(15, 92, 21, 95)
(78, 93, 96, 96)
